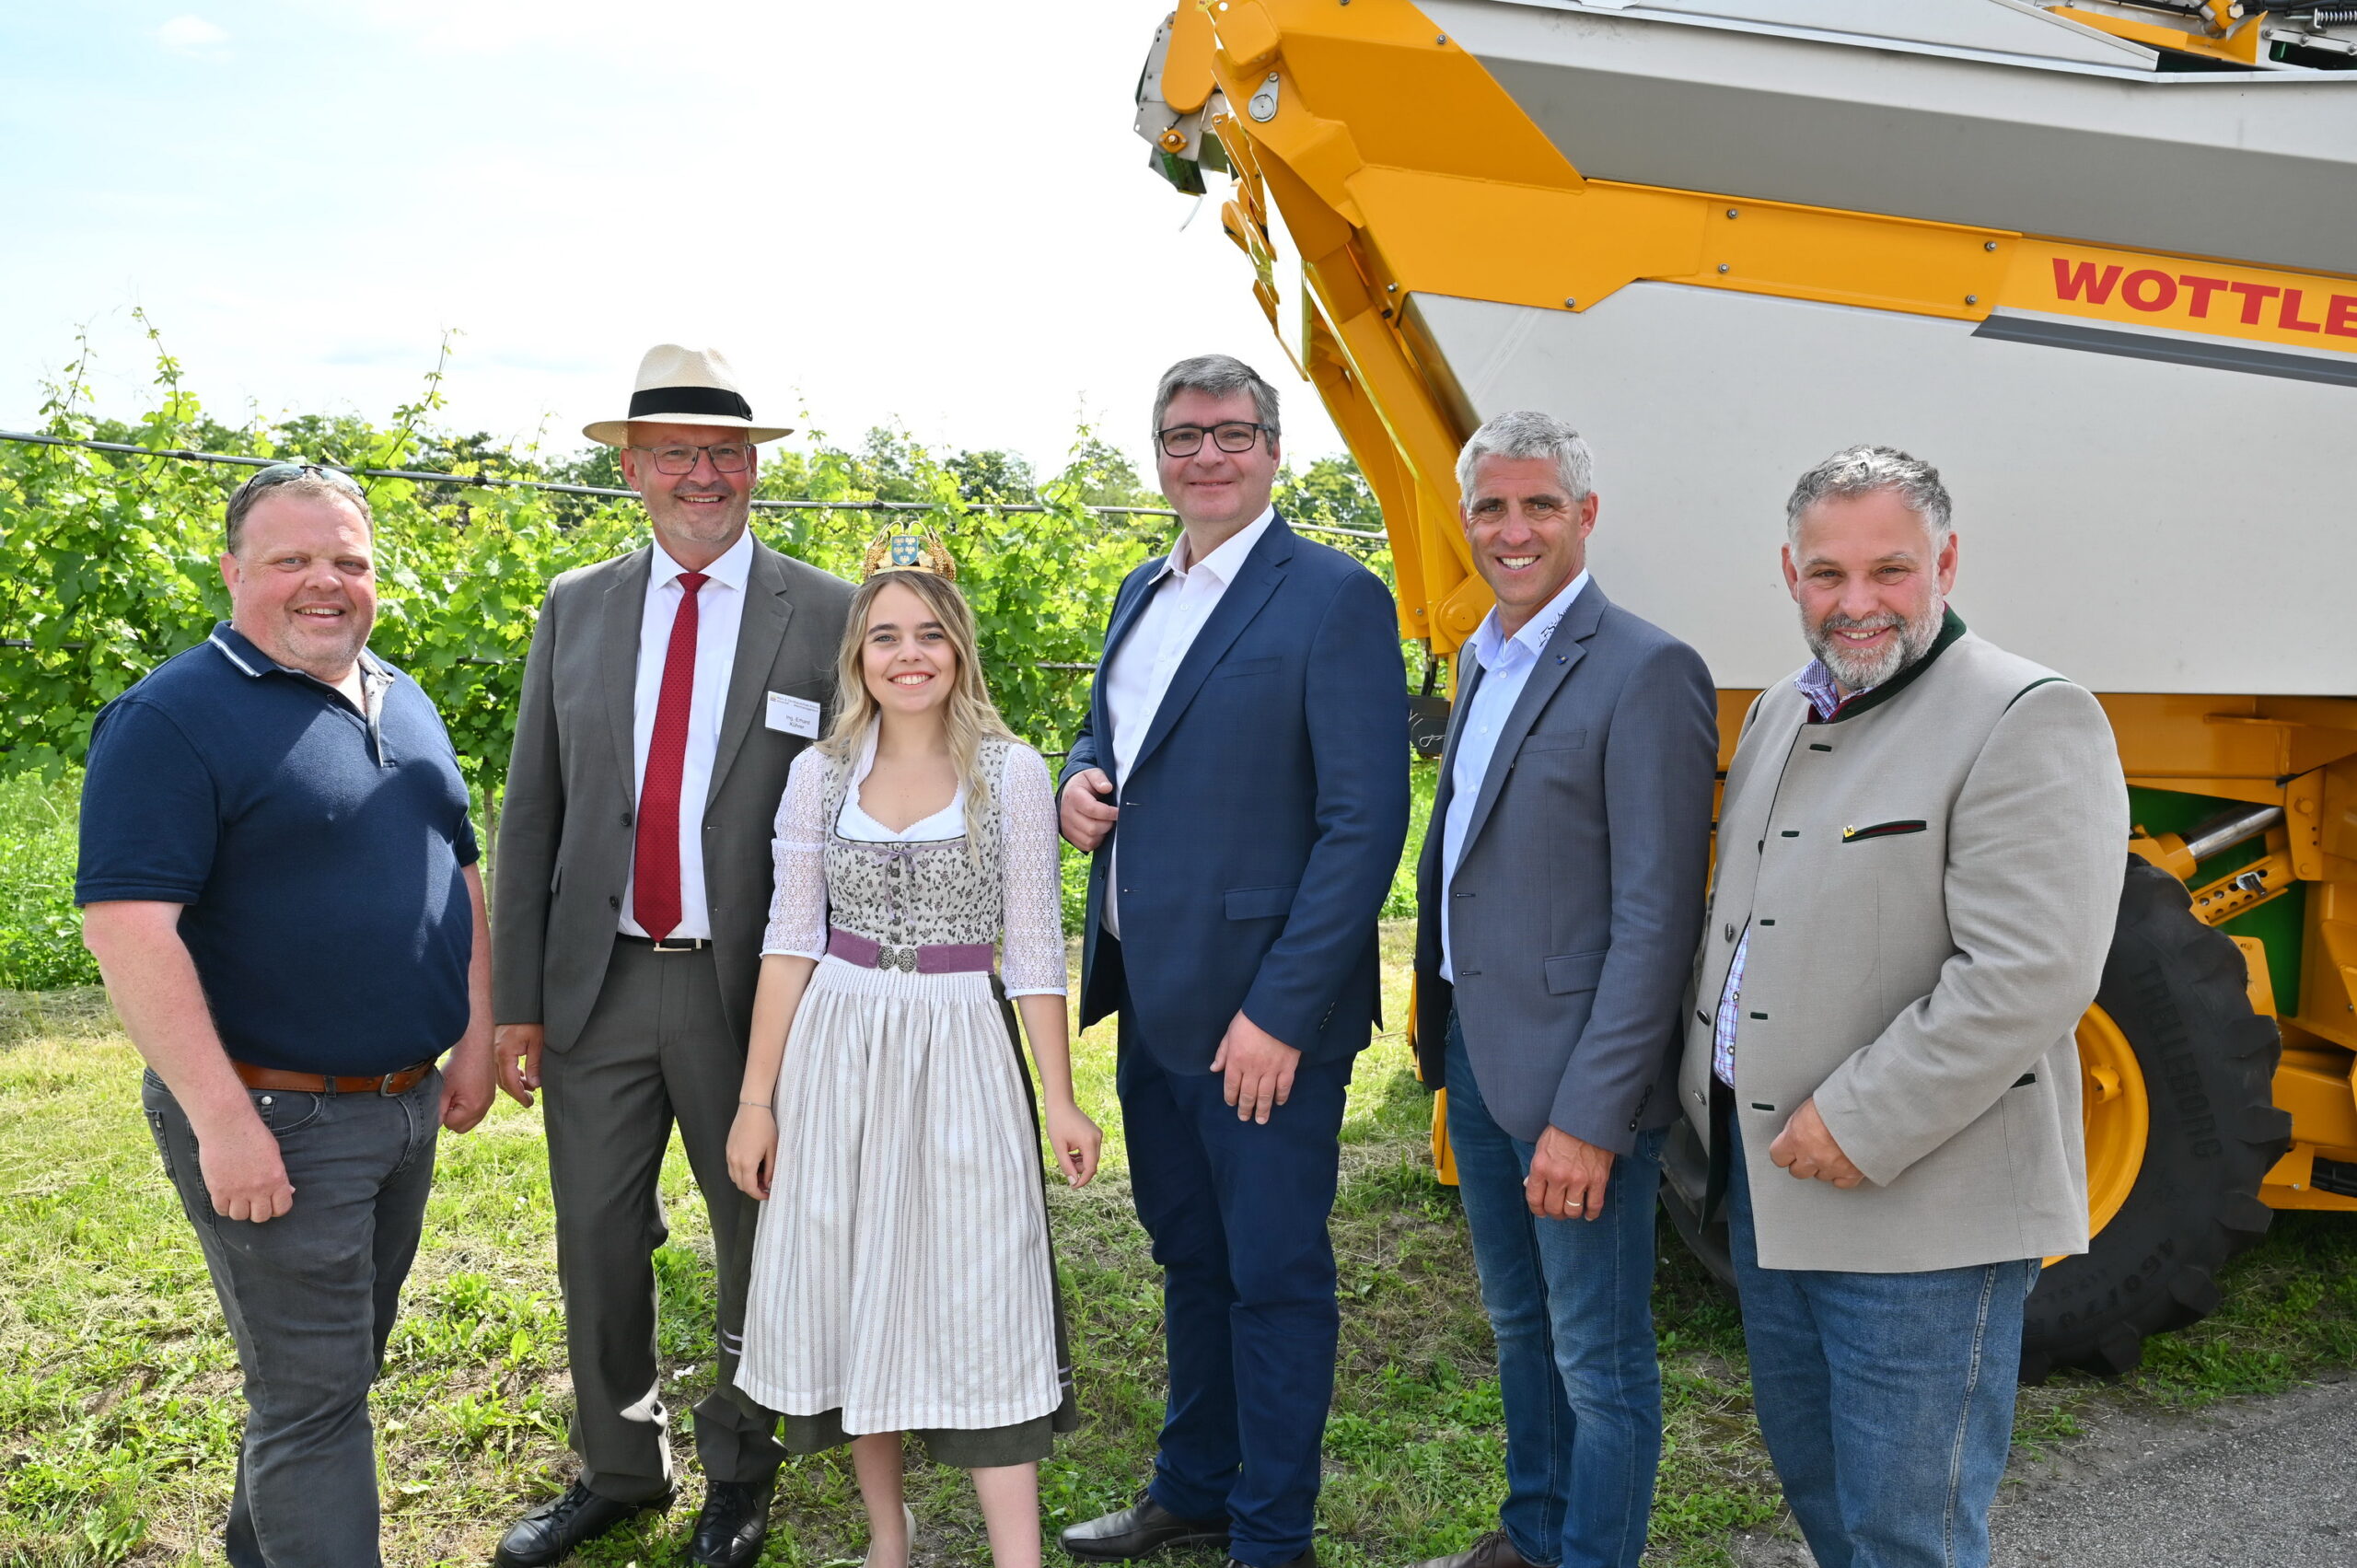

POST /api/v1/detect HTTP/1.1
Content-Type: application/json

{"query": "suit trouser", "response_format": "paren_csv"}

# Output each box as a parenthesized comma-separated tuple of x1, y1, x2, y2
(144, 1064, 441, 1568)
(1113, 947, 1352, 1568)
(543, 939, 785, 1503)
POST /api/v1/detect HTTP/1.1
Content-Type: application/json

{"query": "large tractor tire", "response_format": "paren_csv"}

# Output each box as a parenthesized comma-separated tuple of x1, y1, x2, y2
(2020, 859, 2289, 1380)
(1656, 859, 2291, 1380)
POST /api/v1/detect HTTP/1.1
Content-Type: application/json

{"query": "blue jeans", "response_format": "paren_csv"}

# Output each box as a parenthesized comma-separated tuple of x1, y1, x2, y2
(1724, 1118, 2037, 1568)
(1445, 1016, 1664, 1568)
(1118, 998, 1353, 1568)
(144, 1065, 441, 1568)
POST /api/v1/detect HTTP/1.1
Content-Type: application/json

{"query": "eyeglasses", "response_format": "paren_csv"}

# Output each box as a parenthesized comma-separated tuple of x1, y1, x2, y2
(234, 461, 366, 498)
(634, 441, 755, 476)
(1155, 422, 1270, 458)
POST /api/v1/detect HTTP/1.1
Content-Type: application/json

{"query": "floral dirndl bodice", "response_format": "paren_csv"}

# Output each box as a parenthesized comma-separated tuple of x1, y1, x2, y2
(760, 730, 1067, 996)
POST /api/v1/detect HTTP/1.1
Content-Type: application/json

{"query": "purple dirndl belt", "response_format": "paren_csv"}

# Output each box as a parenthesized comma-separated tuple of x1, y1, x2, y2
(826, 926, 995, 975)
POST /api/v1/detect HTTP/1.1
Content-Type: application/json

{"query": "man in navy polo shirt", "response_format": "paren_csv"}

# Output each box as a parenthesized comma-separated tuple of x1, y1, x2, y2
(77, 463, 493, 1568)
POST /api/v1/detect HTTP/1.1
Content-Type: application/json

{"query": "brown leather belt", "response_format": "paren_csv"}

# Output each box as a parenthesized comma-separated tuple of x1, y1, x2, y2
(231, 1059, 435, 1096)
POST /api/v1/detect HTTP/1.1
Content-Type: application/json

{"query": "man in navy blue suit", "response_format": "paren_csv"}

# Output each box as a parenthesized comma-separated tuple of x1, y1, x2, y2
(1055, 355, 1410, 1568)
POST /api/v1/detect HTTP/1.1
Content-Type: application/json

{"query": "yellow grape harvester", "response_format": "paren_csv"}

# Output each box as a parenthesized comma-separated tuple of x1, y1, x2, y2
(1131, 0, 2357, 1377)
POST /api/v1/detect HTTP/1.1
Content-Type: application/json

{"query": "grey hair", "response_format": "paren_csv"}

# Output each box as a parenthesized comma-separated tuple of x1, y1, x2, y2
(1455, 410, 1595, 506)
(225, 467, 373, 556)
(1784, 446, 1951, 547)
(1152, 354, 1281, 445)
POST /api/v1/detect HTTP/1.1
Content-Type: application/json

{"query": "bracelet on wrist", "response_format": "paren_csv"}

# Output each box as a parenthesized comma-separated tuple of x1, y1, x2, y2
(739, 1100, 773, 1112)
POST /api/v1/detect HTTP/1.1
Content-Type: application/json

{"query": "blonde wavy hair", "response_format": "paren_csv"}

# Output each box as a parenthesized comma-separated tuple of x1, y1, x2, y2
(819, 569, 1017, 849)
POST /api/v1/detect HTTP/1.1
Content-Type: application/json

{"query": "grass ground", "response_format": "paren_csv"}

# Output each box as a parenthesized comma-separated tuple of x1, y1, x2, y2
(0, 771, 100, 992)
(4, 929, 2356, 1568)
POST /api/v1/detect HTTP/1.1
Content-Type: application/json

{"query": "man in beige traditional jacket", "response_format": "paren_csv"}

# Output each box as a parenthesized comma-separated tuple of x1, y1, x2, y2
(1678, 447, 2126, 1568)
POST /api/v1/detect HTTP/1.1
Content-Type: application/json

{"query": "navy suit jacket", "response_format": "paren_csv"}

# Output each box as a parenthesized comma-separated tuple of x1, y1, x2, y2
(1061, 517, 1410, 1072)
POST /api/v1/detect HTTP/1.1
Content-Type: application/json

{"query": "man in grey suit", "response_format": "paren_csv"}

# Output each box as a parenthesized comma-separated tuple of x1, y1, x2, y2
(1411, 412, 1718, 1568)
(1679, 447, 2125, 1568)
(490, 346, 853, 1568)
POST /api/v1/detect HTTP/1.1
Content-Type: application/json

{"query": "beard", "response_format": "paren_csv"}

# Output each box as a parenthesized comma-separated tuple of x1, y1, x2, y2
(1802, 597, 1945, 692)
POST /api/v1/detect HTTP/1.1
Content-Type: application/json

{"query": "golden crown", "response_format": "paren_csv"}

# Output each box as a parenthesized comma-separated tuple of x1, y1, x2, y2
(861, 525, 958, 582)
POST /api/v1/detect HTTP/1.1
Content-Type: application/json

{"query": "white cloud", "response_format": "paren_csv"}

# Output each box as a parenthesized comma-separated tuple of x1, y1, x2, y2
(154, 15, 228, 57)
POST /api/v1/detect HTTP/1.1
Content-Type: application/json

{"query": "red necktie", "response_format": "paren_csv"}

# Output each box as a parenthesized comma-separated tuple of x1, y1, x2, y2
(633, 570, 707, 941)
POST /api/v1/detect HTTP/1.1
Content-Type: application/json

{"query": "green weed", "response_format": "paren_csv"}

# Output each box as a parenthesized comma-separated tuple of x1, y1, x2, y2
(0, 771, 98, 992)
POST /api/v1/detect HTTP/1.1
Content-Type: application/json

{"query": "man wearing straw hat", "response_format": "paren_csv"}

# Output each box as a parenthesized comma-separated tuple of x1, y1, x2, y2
(491, 346, 853, 1568)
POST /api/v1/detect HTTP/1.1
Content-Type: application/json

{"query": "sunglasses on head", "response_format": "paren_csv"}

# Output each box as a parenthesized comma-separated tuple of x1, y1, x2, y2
(233, 461, 366, 500)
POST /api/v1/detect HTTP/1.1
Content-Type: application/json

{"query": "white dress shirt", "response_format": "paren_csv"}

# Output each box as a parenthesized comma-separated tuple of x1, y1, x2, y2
(1099, 505, 1276, 939)
(1438, 569, 1590, 981)
(619, 528, 753, 940)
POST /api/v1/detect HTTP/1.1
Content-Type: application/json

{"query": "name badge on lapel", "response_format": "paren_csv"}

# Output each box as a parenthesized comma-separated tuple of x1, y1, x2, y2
(765, 692, 821, 738)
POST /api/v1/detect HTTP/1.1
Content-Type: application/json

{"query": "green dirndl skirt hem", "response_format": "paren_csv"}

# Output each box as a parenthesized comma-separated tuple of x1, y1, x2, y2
(780, 1405, 1062, 1469)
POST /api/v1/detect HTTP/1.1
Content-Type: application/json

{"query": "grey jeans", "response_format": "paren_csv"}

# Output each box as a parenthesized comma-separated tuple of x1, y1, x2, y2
(144, 1064, 440, 1568)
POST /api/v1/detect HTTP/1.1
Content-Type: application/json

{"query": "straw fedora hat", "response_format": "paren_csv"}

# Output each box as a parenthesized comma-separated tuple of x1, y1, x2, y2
(582, 343, 794, 446)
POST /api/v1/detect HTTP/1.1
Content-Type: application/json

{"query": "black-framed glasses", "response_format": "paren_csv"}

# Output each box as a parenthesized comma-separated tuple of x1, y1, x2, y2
(1155, 421, 1269, 458)
(633, 441, 755, 476)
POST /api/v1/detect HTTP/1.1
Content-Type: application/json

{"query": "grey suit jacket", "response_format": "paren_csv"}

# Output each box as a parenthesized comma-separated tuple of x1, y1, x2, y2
(1412, 579, 1719, 1154)
(1678, 618, 2128, 1272)
(492, 538, 853, 1053)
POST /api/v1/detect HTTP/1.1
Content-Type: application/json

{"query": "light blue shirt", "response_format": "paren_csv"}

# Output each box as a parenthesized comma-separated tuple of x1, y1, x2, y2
(1439, 570, 1591, 983)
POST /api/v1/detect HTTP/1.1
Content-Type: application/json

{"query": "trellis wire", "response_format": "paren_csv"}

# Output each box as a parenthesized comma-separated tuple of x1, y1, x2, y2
(0, 428, 1388, 541)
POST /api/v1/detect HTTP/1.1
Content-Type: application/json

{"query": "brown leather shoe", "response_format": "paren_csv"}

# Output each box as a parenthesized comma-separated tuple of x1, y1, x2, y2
(1414, 1529, 1542, 1568)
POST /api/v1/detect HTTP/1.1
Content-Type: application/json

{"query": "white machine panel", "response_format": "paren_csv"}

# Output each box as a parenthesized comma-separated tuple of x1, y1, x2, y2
(1467, 0, 2159, 70)
(1410, 284, 2357, 695)
(1427, 0, 2357, 277)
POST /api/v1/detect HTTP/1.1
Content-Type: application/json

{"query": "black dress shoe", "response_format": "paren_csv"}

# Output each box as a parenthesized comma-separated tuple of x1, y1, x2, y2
(688, 1477, 775, 1568)
(1225, 1552, 1315, 1568)
(1059, 1495, 1230, 1561)
(1414, 1531, 1535, 1568)
(492, 1481, 670, 1568)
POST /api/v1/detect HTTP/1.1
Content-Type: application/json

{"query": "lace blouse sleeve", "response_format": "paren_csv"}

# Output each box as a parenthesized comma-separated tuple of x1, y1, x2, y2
(761, 749, 830, 959)
(997, 743, 1069, 998)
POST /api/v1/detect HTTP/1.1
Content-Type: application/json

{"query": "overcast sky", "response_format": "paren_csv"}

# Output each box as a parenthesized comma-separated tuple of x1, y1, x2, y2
(0, 2, 1344, 482)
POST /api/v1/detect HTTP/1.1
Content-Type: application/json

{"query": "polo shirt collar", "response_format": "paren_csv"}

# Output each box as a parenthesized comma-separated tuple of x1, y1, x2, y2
(1467, 569, 1590, 675)
(651, 528, 753, 594)
(208, 621, 393, 688)
(1158, 505, 1275, 587)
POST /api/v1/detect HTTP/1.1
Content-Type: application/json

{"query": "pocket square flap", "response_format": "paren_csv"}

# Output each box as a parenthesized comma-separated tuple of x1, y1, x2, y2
(1542, 948, 1608, 995)
(1224, 883, 1298, 920)
(1841, 819, 1929, 842)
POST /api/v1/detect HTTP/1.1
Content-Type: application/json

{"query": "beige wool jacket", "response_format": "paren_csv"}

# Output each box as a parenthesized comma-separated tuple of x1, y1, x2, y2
(1678, 615, 2128, 1272)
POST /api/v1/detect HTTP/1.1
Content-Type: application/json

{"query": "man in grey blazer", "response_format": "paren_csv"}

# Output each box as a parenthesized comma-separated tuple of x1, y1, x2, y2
(1411, 412, 1718, 1568)
(1680, 447, 2125, 1568)
(489, 347, 853, 1568)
